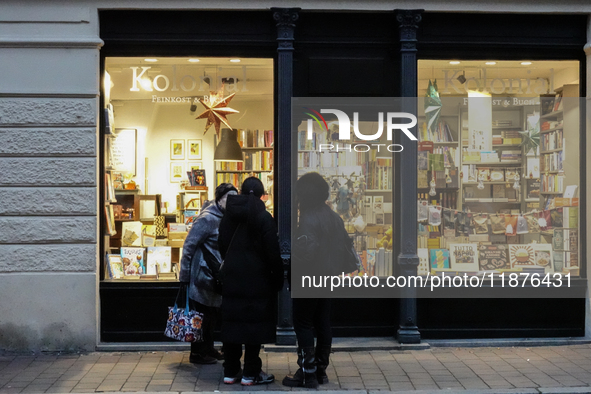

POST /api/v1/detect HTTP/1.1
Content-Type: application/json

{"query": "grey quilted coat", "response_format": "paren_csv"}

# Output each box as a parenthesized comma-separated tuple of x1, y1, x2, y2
(179, 201, 224, 308)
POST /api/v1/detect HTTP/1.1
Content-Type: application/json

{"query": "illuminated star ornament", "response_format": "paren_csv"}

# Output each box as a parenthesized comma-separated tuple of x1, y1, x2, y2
(195, 86, 239, 137)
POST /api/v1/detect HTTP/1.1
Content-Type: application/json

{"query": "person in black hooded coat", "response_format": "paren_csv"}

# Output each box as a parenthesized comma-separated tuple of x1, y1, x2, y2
(217, 177, 283, 386)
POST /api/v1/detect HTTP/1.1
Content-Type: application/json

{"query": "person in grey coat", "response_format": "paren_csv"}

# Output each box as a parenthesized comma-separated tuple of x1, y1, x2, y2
(179, 183, 237, 364)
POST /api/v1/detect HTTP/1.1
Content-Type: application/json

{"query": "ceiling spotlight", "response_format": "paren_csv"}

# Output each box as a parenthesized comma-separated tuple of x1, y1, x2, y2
(457, 71, 466, 84)
(229, 59, 241, 63)
(485, 61, 497, 65)
(449, 61, 461, 65)
(188, 59, 200, 63)
(521, 61, 532, 66)
(144, 58, 158, 62)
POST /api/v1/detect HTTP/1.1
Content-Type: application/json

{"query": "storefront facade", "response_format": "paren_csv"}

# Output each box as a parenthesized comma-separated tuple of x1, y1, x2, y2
(0, 1, 590, 351)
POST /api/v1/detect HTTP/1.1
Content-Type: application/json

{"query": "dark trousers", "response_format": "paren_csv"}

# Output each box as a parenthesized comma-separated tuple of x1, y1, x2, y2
(189, 300, 219, 356)
(292, 298, 332, 349)
(223, 343, 262, 377)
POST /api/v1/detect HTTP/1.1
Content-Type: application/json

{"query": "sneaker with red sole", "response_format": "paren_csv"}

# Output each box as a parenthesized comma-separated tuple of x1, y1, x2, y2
(223, 369, 242, 384)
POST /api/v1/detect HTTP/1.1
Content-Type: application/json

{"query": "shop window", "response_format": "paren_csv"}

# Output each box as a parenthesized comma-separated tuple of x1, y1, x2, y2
(103, 57, 274, 280)
(296, 115, 394, 279)
(417, 60, 581, 280)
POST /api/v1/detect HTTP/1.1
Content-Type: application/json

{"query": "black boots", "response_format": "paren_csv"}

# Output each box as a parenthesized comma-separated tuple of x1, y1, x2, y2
(282, 347, 319, 388)
(315, 346, 331, 384)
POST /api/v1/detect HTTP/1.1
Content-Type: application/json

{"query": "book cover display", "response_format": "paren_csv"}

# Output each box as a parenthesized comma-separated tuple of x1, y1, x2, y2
(429, 249, 450, 269)
(146, 247, 172, 275)
(107, 254, 124, 279)
(449, 243, 479, 272)
(121, 247, 146, 276)
(478, 244, 509, 271)
(121, 221, 143, 247)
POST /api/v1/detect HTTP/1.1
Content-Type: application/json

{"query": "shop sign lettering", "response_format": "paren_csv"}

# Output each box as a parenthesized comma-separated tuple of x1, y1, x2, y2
(129, 65, 248, 93)
(442, 68, 552, 95)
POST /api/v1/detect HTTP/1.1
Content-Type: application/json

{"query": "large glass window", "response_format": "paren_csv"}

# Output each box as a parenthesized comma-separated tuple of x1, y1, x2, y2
(103, 57, 274, 280)
(417, 60, 581, 280)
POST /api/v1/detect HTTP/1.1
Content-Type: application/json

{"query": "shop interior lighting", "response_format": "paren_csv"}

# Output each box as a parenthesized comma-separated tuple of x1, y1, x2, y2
(144, 58, 158, 62)
(449, 61, 461, 65)
(521, 61, 532, 65)
(214, 128, 244, 162)
(485, 61, 497, 65)
(188, 59, 200, 62)
(229, 59, 241, 63)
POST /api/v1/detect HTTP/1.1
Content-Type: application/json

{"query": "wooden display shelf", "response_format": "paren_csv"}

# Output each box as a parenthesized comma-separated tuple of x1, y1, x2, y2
(540, 148, 563, 154)
(540, 126, 564, 134)
(432, 141, 458, 145)
(540, 110, 563, 119)
(462, 181, 512, 185)
(115, 189, 140, 195)
(463, 161, 522, 166)
(216, 170, 272, 173)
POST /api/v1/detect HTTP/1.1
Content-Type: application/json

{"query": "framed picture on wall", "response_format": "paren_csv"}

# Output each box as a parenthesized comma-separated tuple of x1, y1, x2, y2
(170, 162, 185, 183)
(188, 162, 203, 172)
(170, 139, 185, 160)
(188, 139, 202, 160)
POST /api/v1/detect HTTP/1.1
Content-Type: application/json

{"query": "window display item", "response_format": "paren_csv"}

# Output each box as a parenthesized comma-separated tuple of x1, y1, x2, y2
(429, 249, 450, 269)
(154, 215, 166, 237)
(516, 215, 529, 234)
(478, 244, 509, 271)
(490, 170, 504, 182)
(142, 225, 156, 247)
(417, 200, 429, 222)
(449, 243, 479, 272)
(417, 248, 430, 276)
(121, 221, 143, 246)
(509, 244, 535, 268)
(534, 244, 553, 271)
(443, 210, 455, 230)
(165, 286, 204, 343)
(121, 247, 145, 276)
(538, 210, 551, 231)
(490, 214, 506, 234)
(504, 215, 517, 236)
(196, 87, 239, 137)
(147, 246, 172, 275)
(526, 215, 540, 233)
(472, 214, 488, 234)
(550, 208, 563, 228)
(107, 254, 124, 279)
(428, 206, 441, 226)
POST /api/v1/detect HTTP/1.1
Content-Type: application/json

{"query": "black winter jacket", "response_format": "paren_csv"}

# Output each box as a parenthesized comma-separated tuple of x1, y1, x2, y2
(218, 194, 283, 344)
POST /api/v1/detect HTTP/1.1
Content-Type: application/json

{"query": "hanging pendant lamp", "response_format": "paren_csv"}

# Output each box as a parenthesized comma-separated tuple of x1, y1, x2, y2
(214, 128, 243, 162)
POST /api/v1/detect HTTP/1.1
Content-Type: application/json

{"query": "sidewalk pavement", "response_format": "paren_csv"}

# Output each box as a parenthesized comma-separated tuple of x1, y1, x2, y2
(3, 343, 591, 394)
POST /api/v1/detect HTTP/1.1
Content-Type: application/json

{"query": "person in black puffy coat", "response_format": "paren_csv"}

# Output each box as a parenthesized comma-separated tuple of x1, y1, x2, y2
(217, 177, 283, 386)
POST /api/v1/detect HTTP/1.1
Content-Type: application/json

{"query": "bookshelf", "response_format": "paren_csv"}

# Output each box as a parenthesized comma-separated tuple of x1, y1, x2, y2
(417, 113, 461, 210)
(297, 128, 393, 276)
(214, 129, 274, 215)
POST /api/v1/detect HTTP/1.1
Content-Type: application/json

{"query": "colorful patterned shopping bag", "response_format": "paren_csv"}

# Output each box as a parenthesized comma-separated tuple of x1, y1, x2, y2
(164, 285, 204, 342)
